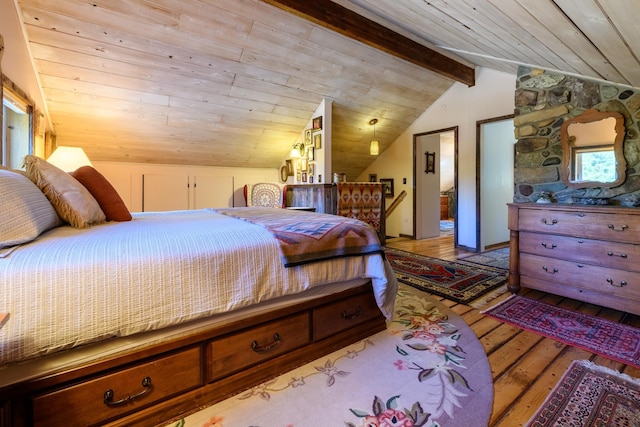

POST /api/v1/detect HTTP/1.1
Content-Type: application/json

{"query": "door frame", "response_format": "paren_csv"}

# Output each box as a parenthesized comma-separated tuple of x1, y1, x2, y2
(413, 126, 458, 245)
(475, 114, 515, 251)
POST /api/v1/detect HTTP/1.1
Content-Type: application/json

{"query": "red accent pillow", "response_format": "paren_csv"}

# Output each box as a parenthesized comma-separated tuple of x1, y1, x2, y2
(70, 166, 132, 221)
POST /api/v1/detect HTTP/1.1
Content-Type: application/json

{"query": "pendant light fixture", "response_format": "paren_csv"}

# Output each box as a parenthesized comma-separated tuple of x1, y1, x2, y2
(369, 118, 379, 156)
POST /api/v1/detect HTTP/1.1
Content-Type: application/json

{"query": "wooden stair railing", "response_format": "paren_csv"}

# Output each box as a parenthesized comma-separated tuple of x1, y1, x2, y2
(385, 190, 407, 218)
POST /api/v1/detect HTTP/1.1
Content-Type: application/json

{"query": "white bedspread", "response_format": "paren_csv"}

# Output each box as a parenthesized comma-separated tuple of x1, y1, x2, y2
(0, 209, 397, 365)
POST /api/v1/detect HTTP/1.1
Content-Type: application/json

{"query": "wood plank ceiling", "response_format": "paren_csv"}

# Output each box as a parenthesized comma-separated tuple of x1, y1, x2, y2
(13, 0, 640, 180)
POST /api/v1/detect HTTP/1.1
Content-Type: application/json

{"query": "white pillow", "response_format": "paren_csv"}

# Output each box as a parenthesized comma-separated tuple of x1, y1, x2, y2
(0, 169, 62, 248)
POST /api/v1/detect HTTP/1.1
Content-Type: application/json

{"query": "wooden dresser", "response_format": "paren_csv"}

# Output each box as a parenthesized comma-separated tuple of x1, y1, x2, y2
(440, 195, 449, 220)
(508, 203, 640, 315)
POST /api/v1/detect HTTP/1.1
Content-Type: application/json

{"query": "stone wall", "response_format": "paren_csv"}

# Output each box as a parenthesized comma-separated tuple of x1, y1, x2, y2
(514, 66, 640, 204)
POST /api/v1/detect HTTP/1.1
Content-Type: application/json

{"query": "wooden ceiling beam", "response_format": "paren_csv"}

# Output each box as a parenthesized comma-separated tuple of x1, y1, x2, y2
(259, 0, 475, 86)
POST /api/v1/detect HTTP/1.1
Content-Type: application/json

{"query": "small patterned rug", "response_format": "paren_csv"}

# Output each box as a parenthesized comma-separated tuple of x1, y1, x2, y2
(526, 360, 640, 426)
(483, 295, 640, 369)
(440, 220, 454, 236)
(385, 248, 508, 307)
(164, 285, 493, 426)
(460, 247, 509, 270)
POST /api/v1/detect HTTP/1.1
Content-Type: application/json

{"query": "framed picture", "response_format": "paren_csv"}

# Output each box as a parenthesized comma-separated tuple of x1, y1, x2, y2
(314, 132, 322, 149)
(286, 159, 293, 176)
(300, 158, 308, 171)
(425, 152, 436, 174)
(280, 165, 288, 182)
(304, 129, 312, 145)
(309, 163, 315, 175)
(307, 147, 314, 161)
(380, 178, 394, 198)
(312, 116, 322, 130)
(369, 174, 377, 182)
(302, 172, 308, 182)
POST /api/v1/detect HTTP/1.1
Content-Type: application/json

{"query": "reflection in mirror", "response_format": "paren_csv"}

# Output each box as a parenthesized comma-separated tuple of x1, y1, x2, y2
(561, 109, 626, 189)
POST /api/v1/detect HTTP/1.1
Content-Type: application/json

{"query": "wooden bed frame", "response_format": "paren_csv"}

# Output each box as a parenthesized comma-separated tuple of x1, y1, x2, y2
(0, 281, 386, 426)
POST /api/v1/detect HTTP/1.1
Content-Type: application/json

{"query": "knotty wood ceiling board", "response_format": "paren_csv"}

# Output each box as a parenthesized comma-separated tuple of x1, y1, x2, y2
(13, 0, 640, 181)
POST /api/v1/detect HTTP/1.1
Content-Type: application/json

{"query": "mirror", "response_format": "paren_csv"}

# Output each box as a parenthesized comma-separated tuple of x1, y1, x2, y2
(561, 109, 626, 188)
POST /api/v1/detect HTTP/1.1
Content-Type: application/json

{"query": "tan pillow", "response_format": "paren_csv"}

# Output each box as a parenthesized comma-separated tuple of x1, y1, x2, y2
(70, 166, 132, 221)
(23, 155, 106, 228)
(0, 169, 62, 248)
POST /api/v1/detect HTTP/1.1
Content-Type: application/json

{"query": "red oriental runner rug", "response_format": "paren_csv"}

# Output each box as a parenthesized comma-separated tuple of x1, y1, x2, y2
(385, 248, 508, 307)
(526, 360, 640, 426)
(483, 295, 640, 369)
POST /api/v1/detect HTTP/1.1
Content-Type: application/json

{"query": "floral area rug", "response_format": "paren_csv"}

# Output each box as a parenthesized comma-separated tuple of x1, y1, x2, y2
(526, 360, 640, 426)
(165, 285, 493, 427)
(385, 248, 508, 308)
(483, 295, 640, 369)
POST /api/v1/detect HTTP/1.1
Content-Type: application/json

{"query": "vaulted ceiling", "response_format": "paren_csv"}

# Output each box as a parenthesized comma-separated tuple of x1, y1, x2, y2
(13, 0, 640, 180)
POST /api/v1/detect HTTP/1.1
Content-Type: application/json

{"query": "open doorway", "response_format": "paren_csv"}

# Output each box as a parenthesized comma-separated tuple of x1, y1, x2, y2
(414, 126, 458, 245)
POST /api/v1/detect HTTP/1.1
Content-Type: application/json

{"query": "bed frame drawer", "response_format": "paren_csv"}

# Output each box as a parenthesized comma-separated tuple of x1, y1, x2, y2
(31, 347, 202, 427)
(206, 312, 310, 381)
(313, 291, 381, 341)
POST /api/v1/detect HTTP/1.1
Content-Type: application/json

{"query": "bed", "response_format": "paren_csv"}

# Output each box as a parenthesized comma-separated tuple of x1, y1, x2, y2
(0, 162, 397, 426)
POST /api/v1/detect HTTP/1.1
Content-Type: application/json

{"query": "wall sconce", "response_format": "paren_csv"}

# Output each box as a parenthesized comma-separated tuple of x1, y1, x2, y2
(369, 118, 379, 156)
(290, 142, 305, 158)
(47, 146, 93, 172)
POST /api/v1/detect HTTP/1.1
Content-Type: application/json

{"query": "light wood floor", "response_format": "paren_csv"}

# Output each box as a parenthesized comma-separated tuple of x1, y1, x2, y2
(385, 235, 640, 426)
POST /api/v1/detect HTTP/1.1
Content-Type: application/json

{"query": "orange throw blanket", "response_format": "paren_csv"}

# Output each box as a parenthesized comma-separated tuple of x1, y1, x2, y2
(215, 207, 382, 267)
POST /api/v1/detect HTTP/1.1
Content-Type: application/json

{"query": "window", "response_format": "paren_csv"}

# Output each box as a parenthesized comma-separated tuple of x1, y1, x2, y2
(2, 84, 34, 169)
(571, 145, 616, 183)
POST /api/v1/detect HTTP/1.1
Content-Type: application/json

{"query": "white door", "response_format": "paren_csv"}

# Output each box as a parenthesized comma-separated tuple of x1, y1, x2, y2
(193, 175, 234, 208)
(479, 118, 515, 250)
(143, 174, 189, 212)
(415, 133, 441, 239)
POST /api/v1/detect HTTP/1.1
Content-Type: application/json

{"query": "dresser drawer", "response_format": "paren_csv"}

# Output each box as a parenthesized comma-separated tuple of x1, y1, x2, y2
(313, 291, 381, 341)
(519, 209, 640, 243)
(207, 313, 310, 381)
(32, 346, 202, 427)
(520, 253, 640, 300)
(520, 231, 640, 272)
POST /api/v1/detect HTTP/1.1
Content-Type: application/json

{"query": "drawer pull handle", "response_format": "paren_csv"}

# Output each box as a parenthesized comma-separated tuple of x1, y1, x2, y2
(341, 305, 362, 320)
(542, 266, 558, 274)
(607, 224, 629, 232)
(103, 377, 152, 407)
(541, 218, 558, 225)
(607, 251, 628, 258)
(541, 242, 557, 249)
(607, 278, 628, 287)
(251, 333, 281, 353)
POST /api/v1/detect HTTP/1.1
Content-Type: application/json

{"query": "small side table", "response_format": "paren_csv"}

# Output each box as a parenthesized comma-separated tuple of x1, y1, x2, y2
(0, 313, 9, 330)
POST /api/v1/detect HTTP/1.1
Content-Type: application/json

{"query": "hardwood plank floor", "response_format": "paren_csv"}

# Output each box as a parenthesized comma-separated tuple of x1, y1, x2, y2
(385, 235, 640, 426)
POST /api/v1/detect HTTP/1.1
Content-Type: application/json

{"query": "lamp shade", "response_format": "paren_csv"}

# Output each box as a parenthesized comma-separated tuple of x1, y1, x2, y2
(47, 146, 93, 172)
(370, 140, 379, 156)
(290, 143, 304, 158)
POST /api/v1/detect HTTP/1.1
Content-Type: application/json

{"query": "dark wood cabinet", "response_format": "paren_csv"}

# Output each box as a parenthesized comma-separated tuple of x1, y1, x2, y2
(285, 184, 336, 213)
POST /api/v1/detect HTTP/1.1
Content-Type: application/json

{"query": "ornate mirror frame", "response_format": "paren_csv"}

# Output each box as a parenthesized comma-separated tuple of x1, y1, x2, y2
(560, 109, 626, 189)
